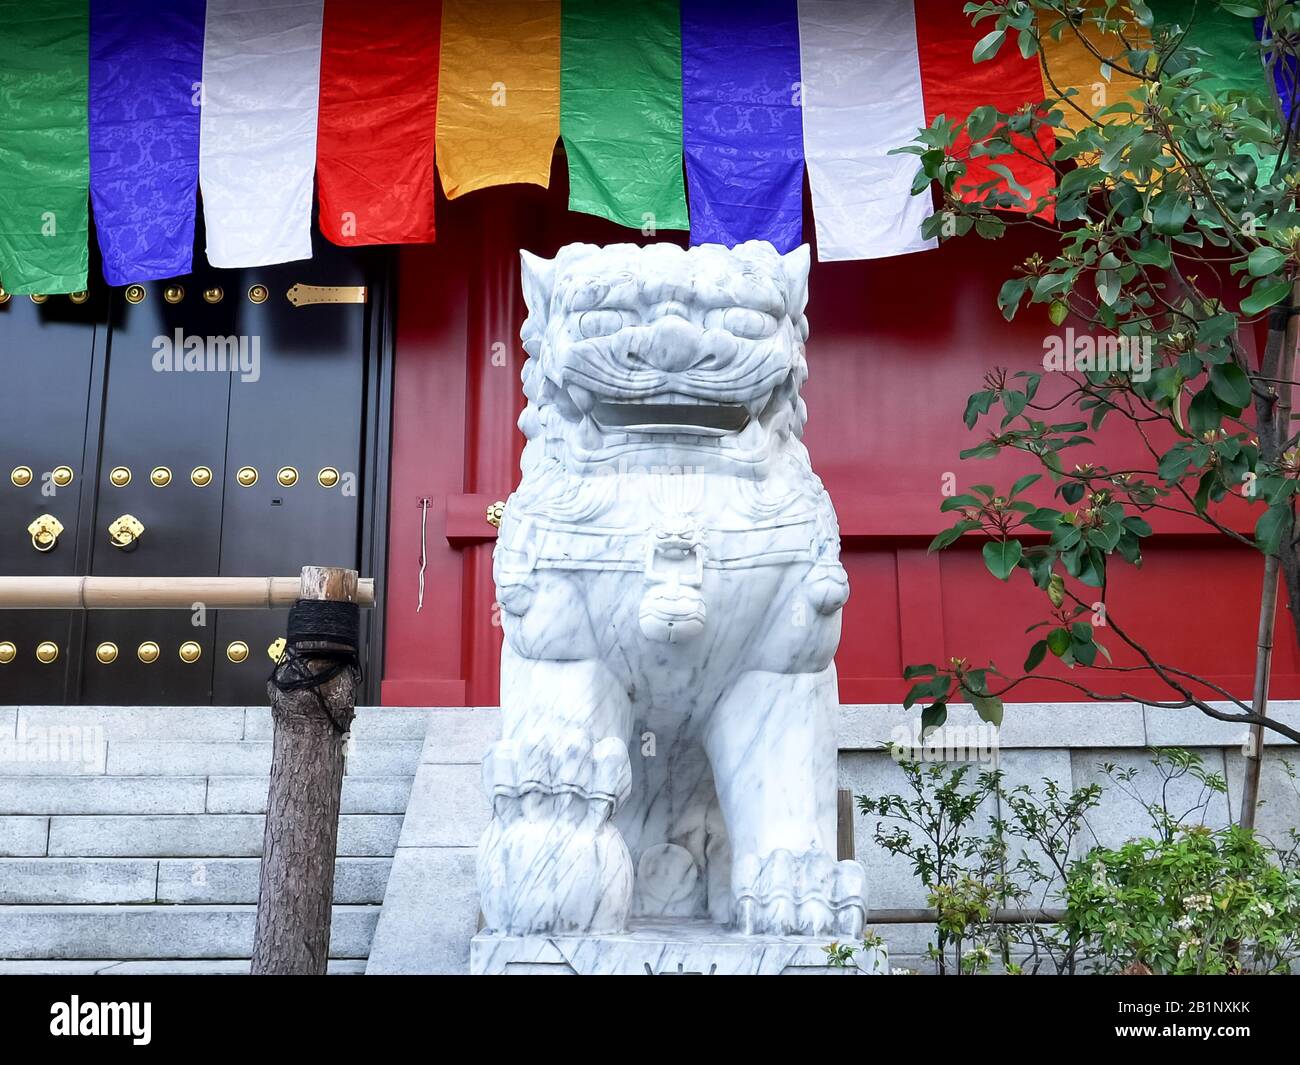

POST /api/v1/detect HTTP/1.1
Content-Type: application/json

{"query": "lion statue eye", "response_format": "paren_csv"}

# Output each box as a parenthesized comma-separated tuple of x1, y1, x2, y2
(577, 310, 626, 338)
(722, 307, 776, 339)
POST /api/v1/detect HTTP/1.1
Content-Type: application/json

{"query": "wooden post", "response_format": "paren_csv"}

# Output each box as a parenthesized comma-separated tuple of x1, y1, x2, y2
(836, 787, 855, 862)
(251, 566, 360, 975)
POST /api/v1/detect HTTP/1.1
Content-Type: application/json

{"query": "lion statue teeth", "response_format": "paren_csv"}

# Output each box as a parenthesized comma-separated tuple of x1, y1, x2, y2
(478, 240, 865, 938)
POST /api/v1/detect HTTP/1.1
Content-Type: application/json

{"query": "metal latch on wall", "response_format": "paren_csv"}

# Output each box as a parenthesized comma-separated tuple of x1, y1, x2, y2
(285, 284, 368, 307)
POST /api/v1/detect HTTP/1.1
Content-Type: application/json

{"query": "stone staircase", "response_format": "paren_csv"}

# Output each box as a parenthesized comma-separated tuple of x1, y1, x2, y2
(0, 705, 425, 974)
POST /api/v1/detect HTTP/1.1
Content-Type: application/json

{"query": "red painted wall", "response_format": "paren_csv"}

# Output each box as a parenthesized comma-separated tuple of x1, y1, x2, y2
(382, 165, 1299, 707)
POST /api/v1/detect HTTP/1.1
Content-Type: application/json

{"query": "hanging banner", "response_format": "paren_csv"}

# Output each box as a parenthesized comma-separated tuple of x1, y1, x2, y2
(1257, 17, 1296, 120)
(1036, 7, 1149, 135)
(0, 0, 89, 295)
(199, 0, 324, 267)
(561, 0, 689, 231)
(436, 0, 560, 199)
(798, 0, 934, 261)
(90, 0, 205, 285)
(681, 0, 803, 252)
(914, 0, 1056, 219)
(317, 0, 440, 246)
(1150, 1, 1269, 98)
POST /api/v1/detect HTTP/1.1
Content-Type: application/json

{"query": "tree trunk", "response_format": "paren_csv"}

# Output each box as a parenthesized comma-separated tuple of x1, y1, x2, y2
(251, 566, 359, 975)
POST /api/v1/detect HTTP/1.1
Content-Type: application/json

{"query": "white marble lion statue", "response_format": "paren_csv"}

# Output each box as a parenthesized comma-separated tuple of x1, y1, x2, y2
(478, 240, 865, 938)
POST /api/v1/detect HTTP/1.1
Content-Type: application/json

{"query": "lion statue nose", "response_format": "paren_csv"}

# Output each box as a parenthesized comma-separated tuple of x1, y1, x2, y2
(636, 314, 710, 374)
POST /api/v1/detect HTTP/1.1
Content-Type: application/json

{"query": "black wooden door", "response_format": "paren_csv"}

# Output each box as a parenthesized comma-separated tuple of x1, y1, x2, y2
(1, 234, 382, 706)
(0, 288, 104, 703)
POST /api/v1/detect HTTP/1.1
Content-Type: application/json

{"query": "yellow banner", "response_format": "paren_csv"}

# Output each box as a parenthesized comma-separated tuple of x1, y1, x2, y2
(435, 0, 561, 198)
(1037, 10, 1149, 135)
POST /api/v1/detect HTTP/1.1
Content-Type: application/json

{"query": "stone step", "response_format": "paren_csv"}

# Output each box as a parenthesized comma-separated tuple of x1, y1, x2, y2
(0, 776, 208, 816)
(0, 959, 367, 975)
(8, 705, 429, 744)
(206, 775, 413, 814)
(156, 857, 390, 905)
(34, 814, 402, 858)
(0, 905, 379, 960)
(0, 774, 411, 816)
(102, 739, 422, 777)
(0, 857, 392, 905)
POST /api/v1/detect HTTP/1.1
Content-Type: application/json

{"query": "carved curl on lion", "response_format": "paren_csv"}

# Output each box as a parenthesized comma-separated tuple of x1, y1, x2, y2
(478, 241, 865, 938)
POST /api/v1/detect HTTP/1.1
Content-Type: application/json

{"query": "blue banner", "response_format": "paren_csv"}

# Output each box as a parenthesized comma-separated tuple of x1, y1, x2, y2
(681, 0, 804, 251)
(90, 0, 205, 285)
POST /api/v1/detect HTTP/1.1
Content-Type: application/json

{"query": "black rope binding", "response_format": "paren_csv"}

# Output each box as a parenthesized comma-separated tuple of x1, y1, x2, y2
(268, 599, 362, 735)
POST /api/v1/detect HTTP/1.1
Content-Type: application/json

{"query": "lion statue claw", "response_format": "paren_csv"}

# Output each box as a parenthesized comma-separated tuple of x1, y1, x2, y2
(477, 241, 865, 937)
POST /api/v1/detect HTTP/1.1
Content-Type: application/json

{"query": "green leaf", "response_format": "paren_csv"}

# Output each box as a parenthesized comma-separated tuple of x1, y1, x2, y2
(983, 539, 1023, 580)
(973, 29, 1006, 63)
(1010, 473, 1042, 497)
(1209, 363, 1251, 409)
(1049, 299, 1069, 326)
(1187, 388, 1222, 436)
(971, 693, 1004, 727)
(1247, 246, 1288, 277)
(920, 702, 948, 737)
(1256, 505, 1290, 555)
(998, 277, 1027, 319)
(1047, 573, 1065, 607)
(1241, 279, 1292, 317)
(1046, 627, 1072, 656)
(1024, 640, 1048, 671)
(903, 663, 937, 680)
(1002, 390, 1028, 419)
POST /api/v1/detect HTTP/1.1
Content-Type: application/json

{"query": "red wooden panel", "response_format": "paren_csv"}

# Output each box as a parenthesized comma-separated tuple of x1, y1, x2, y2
(383, 164, 1293, 707)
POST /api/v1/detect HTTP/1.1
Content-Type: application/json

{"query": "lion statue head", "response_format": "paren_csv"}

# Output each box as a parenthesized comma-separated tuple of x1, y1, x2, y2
(517, 241, 813, 480)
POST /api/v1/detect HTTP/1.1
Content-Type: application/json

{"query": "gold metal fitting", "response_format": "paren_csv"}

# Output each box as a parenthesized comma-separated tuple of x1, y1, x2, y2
(137, 641, 160, 664)
(178, 641, 202, 664)
(150, 466, 172, 487)
(108, 514, 145, 550)
(28, 514, 64, 553)
(164, 285, 184, 304)
(486, 500, 506, 528)
(95, 642, 119, 665)
(267, 637, 287, 663)
(0, 641, 15, 665)
(226, 640, 250, 664)
(276, 466, 298, 487)
(236, 466, 258, 487)
(109, 466, 132, 487)
(10, 466, 33, 488)
(248, 284, 269, 304)
(35, 641, 59, 664)
(317, 467, 340, 488)
(203, 287, 223, 304)
(69, 291, 89, 304)
(51, 465, 74, 488)
(190, 465, 213, 487)
(124, 285, 146, 304)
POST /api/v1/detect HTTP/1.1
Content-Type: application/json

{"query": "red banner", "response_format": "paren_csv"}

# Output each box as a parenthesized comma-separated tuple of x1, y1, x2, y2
(316, 0, 441, 245)
(914, 1, 1055, 220)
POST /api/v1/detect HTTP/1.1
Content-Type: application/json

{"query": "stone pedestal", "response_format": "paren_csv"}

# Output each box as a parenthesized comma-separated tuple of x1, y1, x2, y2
(471, 919, 888, 976)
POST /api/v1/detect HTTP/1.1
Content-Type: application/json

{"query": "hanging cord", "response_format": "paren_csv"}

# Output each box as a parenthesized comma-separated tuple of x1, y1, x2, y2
(269, 599, 362, 735)
(417, 497, 431, 612)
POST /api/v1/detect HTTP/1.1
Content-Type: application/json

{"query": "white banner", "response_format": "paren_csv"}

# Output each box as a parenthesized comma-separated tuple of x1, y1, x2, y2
(798, 0, 935, 261)
(199, 0, 324, 267)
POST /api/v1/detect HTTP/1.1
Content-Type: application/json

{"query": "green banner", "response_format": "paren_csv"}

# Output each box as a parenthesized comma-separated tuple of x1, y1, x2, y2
(561, 0, 688, 231)
(0, 0, 89, 295)
(1148, 1, 1270, 98)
